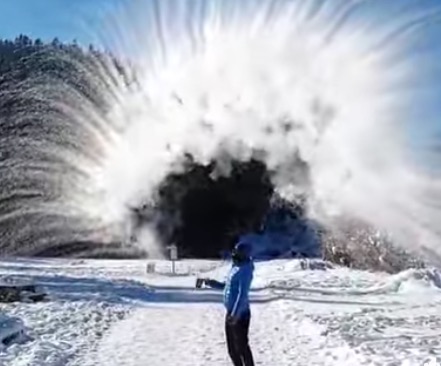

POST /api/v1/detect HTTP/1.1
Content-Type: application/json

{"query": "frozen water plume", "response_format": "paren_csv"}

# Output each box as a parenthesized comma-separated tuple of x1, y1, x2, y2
(2, 0, 441, 269)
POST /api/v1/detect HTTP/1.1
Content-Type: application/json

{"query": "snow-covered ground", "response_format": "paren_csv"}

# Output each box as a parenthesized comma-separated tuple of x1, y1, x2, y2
(0, 258, 440, 366)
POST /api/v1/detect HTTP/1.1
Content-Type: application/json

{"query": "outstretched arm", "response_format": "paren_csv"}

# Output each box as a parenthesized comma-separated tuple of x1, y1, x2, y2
(204, 279, 225, 290)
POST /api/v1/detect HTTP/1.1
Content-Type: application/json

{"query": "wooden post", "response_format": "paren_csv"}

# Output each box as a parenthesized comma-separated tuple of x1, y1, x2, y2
(169, 244, 178, 275)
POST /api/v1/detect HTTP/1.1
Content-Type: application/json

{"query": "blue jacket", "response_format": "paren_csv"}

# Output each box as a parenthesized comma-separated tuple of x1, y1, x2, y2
(207, 260, 254, 318)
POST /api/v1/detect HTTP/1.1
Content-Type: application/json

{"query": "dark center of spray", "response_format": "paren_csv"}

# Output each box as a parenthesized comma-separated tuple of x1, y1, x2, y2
(131, 154, 277, 258)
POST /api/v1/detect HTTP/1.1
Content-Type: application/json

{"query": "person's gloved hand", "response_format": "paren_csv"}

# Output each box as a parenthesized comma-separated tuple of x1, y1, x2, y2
(195, 278, 205, 288)
(196, 278, 209, 288)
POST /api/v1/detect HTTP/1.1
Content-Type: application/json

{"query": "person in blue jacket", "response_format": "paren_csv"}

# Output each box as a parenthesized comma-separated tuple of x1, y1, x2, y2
(199, 241, 255, 366)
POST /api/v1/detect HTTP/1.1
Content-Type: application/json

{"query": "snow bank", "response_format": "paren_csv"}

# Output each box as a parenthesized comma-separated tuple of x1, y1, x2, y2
(0, 298, 129, 366)
(0, 314, 26, 349)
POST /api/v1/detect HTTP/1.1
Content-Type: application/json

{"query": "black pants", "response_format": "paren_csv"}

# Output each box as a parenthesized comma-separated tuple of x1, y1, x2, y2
(225, 313, 255, 366)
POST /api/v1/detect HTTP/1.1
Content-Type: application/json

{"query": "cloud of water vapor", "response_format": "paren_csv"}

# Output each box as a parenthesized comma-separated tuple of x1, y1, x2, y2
(85, 0, 441, 261)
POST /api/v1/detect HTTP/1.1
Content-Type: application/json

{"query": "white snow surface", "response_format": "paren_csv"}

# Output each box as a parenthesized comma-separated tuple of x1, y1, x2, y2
(0, 258, 440, 366)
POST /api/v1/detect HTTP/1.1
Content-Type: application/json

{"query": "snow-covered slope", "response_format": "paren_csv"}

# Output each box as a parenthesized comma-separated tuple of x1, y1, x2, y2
(0, 258, 440, 366)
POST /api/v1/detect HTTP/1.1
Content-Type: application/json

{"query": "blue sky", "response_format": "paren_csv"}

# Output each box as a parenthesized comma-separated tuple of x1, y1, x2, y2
(0, 0, 125, 45)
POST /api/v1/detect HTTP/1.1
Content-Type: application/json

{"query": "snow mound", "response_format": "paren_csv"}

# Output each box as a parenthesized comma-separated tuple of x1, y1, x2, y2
(382, 268, 441, 293)
(0, 314, 26, 349)
(248, 260, 441, 299)
(0, 301, 129, 366)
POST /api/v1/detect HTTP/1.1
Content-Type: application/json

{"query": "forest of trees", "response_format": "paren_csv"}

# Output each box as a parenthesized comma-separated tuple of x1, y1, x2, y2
(0, 34, 122, 73)
(0, 35, 136, 258)
(0, 35, 133, 110)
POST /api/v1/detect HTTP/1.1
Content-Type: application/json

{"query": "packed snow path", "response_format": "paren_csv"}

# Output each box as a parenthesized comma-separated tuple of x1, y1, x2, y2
(85, 300, 339, 366)
(0, 259, 441, 365)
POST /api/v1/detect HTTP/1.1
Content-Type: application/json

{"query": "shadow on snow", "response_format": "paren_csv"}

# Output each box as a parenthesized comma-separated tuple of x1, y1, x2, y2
(1, 272, 401, 308)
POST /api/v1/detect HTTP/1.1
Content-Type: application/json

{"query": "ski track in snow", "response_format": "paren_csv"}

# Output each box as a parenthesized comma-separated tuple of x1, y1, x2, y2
(0, 259, 440, 365)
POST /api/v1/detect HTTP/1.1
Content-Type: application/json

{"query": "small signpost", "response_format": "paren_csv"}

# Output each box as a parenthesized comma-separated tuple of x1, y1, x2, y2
(169, 244, 178, 275)
(146, 262, 155, 274)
